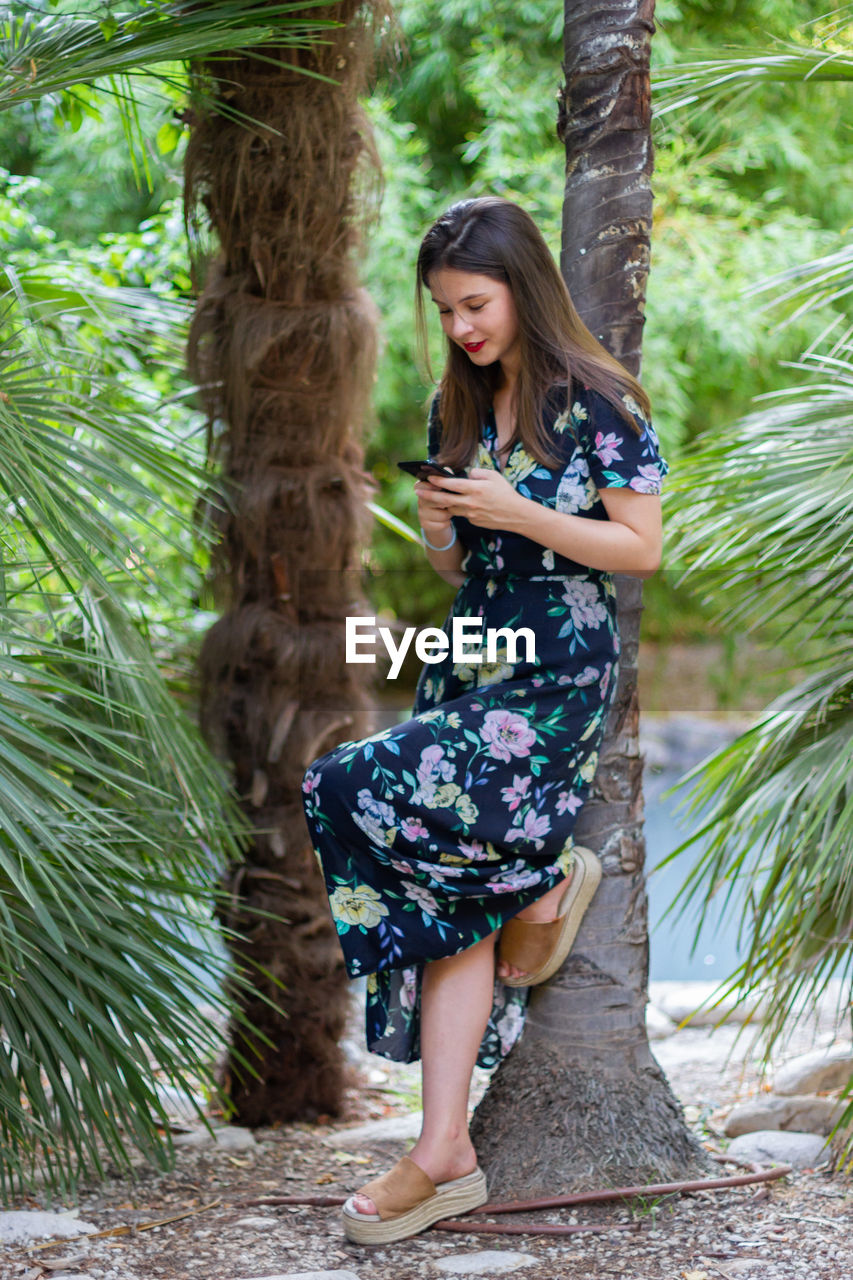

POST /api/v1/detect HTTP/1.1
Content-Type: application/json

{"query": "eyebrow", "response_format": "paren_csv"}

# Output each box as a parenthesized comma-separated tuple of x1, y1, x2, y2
(431, 293, 487, 305)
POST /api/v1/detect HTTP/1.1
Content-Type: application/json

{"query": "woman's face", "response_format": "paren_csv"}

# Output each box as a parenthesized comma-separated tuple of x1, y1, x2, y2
(428, 269, 521, 373)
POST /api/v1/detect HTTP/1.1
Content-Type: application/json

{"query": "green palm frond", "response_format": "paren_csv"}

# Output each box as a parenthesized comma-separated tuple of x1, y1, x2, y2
(2, 260, 187, 334)
(0, 1, 340, 112)
(0, 266, 262, 1196)
(665, 662, 853, 1047)
(654, 42, 853, 119)
(665, 343, 853, 637)
(0, 598, 259, 1198)
(367, 500, 421, 544)
(0, 280, 216, 599)
(746, 244, 853, 327)
(664, 340, 853, 1086)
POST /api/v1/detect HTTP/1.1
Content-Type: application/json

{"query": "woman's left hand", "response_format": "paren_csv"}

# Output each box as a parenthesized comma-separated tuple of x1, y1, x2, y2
(415, 468, 526, 531)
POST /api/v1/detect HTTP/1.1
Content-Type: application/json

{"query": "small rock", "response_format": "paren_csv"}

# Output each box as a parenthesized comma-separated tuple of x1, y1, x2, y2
(231, 1215, 279, 1229)
(773, 1042, 853, 1096)
(724, 1094, 847, 1138)
(0, 1211, 97, 1245)
(173, 1124, 257, 1151)
(648, 980, 763, 1027)
(645, 1003, 676, 1040)
(326, 1111, 423, 1147)
(231, 1273, 362, 1280)
(34, 1254, 89, 1272)
(434, 1251, 538, 1275)
(153, 1083, 207, 1121)
(726, 1129, 830, 1169)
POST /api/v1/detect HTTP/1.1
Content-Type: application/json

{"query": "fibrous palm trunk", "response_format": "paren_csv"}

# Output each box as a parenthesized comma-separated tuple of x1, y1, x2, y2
(185, 2, 382, 1123)
(471, 0, 709, 1192)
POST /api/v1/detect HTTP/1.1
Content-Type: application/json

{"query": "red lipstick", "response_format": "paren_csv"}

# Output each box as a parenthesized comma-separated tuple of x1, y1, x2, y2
(464, 340, 485, 352)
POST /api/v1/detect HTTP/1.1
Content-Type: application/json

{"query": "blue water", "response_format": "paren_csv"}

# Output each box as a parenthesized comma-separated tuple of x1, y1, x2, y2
(642, 718, 745, 982)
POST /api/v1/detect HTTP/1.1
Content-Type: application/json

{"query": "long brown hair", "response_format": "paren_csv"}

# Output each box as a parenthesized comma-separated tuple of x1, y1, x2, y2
(415, 196, 651, 469)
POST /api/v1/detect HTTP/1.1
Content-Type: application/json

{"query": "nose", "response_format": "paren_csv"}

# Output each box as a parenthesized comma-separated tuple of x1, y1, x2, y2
(450, 311, 474, 340)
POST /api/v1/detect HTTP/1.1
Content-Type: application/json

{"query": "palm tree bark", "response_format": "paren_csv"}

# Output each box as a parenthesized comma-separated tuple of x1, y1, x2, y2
(470, 0, 710, 1192)
(185, 2, 382, 1123)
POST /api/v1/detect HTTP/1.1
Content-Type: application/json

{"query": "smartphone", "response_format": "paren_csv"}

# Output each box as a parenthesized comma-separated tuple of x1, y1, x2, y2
(397, 459, 468, 479)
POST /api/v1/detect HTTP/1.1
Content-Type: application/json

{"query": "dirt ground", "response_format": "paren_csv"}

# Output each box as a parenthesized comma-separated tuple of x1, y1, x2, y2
(5, 1015, 852, 1280)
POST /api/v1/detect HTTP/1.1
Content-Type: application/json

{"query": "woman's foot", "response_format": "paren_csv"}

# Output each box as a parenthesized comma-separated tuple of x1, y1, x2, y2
(350, 1137, 478, 1217)
(341, 1155, 487, 1243)
(496, 849, 602, 988)
(495, 873, 571, 983)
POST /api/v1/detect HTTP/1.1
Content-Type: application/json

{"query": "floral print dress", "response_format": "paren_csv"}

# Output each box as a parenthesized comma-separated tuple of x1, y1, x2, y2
(301, 383, 668, 1067)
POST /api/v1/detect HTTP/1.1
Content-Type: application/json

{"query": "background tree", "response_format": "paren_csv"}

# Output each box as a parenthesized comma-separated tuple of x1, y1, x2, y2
(470, 0, 708, 1193)
(186, 0, 385, 1123)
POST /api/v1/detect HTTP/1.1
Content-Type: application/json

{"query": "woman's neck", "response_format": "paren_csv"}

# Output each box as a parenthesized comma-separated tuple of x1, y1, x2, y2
(498, 353, 520, 394)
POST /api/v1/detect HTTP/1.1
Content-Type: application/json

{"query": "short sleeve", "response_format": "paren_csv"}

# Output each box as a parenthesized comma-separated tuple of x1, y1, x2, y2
(581, 390, 668, 495)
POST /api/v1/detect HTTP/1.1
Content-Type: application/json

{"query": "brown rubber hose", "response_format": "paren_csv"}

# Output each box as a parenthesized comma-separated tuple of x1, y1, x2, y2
(238, 1161, 792, 1238)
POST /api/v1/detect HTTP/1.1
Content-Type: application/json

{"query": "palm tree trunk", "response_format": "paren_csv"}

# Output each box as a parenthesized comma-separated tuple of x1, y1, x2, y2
(470, 0, 709, 1192)
(185, 2, 382, 1123)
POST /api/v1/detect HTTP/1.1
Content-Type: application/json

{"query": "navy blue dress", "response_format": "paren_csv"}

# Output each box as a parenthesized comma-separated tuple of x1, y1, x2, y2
(302, 384, 668, 1066)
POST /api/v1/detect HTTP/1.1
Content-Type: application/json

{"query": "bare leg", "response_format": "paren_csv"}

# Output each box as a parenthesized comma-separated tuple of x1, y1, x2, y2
(351, 931, 498, 1215)
(495, 871, 570, 983)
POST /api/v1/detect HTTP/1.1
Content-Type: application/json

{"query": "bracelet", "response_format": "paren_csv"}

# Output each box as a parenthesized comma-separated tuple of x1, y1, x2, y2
(421, 525, 457, 552)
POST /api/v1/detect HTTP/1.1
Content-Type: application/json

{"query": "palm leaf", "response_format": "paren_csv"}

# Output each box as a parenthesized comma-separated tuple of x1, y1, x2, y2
(367, 500, 421, 544)
(0, 2, 341, 111)
(0, 597, 259, 1197)
(0, 259, 263, 1197)
(746, 244, 853, 328)
(665, 343, 853, 638)
(663, 340, 853, 1094)
(654, 43, 853, 119)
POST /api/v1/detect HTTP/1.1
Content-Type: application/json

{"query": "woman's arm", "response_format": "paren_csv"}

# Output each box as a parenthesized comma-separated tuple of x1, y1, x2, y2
(427, 469, 662, 577)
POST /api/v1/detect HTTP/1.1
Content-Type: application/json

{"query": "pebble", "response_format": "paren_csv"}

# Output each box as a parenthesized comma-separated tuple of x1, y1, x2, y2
(231, 1215, 281, 1229)
(773, 1042, 853, 1095)
(326, 1112, 424, 1147)
(433, 1251, 538, 1274)
(0, 1210, 97, 1244)
(231, 1273, 362, 1280)
(726, 1129, 830, 1169)
(173, 1124, 257, 1151)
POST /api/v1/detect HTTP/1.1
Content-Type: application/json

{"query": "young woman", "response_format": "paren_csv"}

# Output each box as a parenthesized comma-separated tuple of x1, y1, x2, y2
(301, 196, 667, 1244)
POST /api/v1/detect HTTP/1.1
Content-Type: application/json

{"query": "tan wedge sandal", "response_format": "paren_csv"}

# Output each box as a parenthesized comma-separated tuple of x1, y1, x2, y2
(341, 1155, 487, 1244)
(498, 845, 602, 988)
